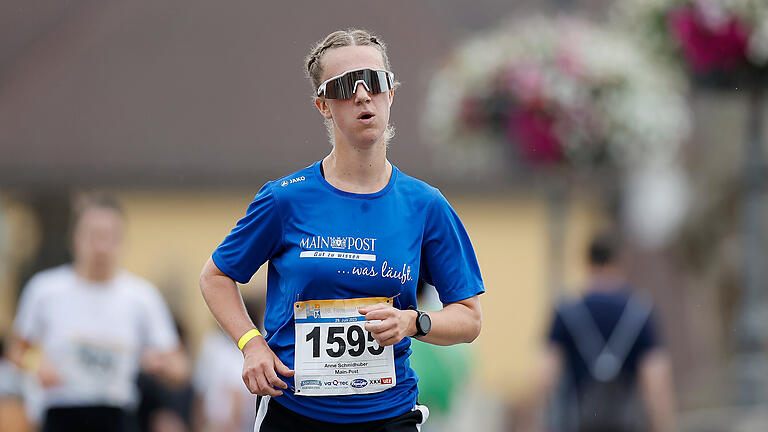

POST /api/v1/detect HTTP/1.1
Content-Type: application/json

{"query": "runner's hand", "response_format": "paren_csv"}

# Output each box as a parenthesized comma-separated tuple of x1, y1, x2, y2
(359, 303, 417, 346)
(37, 355, 61, 388)
(241, 336, 294, 396)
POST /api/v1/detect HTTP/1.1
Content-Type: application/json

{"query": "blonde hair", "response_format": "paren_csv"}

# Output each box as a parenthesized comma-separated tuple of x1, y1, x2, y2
(305, 28, 397, 146)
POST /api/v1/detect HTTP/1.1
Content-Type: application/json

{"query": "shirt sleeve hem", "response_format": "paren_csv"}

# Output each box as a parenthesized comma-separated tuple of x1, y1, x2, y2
(211, 252, 250, 284)
(439, 284, 485, 305)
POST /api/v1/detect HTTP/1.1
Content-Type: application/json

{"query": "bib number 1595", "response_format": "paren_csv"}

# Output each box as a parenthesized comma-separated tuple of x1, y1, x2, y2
(305, 325, 385, 358)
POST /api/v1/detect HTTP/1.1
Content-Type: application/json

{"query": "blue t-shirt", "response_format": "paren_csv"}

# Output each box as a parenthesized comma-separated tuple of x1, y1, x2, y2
(212, 160, 484, 423)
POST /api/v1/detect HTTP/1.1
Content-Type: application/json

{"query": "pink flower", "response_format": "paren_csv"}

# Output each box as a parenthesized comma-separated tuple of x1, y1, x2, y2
(668, 3, 750, 73)
(507, 108, 563, 165)
(557, 51, 584, 78)
(460, 97, 487, 128)
(505, 63, 545, 104)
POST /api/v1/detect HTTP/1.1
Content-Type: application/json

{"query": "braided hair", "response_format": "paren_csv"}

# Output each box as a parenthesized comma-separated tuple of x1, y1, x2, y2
(305, 28, 394, 95)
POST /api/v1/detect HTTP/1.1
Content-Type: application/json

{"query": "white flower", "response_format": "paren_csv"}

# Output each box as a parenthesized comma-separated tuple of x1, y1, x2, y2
(748, 16, 768, 65)
(422, 16, 689, 175)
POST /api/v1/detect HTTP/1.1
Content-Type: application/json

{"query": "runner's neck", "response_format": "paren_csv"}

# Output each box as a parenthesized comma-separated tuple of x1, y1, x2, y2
(321, 150, 391, 194)
(73, 262, 117, 284)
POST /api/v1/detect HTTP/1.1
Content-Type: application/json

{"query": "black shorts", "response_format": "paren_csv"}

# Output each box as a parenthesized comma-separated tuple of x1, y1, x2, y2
(255, 396, 427, 432)
(43, 405, 136, 432)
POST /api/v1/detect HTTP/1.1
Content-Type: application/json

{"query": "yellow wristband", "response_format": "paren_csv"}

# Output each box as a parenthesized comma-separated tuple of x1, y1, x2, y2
(21, 349, 41, 373)
(237, 328, 262, 350)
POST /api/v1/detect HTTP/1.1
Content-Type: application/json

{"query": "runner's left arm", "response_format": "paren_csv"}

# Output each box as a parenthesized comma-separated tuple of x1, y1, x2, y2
(359, 295, 481, 346)
(140, 281, 191, 388)
(142, 347, 190, 388)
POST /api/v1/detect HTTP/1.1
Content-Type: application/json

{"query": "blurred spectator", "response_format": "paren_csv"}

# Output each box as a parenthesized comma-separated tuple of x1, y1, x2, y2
(4, 193, 189, 432)
(516, 232, 677, 432)
(0, 338, 33, 432)
(136, 315, 194, 432)
(192, 296, 264, 432)
(409, 281, 472, 431)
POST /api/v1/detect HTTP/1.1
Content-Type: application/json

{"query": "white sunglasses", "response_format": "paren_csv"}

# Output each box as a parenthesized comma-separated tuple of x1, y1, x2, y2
(317, 68, 395, 99)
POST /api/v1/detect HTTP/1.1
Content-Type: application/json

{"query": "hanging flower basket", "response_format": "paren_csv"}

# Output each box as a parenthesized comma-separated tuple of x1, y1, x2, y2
(423, 16, 690, 177)
(614, 0, 768, 85)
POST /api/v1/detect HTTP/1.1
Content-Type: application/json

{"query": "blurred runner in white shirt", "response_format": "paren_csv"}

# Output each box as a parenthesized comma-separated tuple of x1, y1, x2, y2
(5, 194, 189, 432)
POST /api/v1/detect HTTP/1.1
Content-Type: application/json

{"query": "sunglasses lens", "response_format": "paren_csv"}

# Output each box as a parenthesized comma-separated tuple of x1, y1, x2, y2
(323, 79, 342, 99)
(321, 69, 393, 99)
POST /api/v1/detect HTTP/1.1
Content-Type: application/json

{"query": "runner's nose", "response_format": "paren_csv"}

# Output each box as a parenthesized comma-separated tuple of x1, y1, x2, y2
(354, 82, 372, 103)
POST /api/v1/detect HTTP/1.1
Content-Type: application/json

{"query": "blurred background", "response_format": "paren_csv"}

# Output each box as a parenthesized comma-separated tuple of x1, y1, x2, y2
(1, 0, 767, 431)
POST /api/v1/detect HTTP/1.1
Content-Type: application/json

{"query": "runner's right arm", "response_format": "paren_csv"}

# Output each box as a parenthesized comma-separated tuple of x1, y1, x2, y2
(199, 257, 294, 397)
(5, 333, 61, 387)
(639, 349, 677, 432)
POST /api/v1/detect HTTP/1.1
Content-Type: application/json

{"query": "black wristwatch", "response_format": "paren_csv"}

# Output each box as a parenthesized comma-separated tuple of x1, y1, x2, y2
(409, 306, 431, 337)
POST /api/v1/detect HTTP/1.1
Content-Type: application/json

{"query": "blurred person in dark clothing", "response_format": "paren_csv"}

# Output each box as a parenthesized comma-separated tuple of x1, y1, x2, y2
(516, 233, 677, 432)
(5, 193, 189, 432)
(136, 315, 195, 432)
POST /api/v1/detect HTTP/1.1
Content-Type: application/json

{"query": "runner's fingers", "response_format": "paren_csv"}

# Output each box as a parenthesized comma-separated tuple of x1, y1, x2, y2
(256, 373, 283, 397)
(274, 356, 295, 377)
(379, 334, 403, 346)
(365, 318, 396, 334)
(363, 308, 394, 321)
(243, 371, 259, 394)
(265, 366, 288, 390)
(358, 303, 389, 315)
(373, 329, 398, 345)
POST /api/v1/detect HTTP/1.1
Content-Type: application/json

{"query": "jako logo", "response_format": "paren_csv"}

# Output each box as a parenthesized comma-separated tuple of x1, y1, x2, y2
(300, 380, 322, 387)
(281, 176, 306, 187)
(351, 378, 368, 388)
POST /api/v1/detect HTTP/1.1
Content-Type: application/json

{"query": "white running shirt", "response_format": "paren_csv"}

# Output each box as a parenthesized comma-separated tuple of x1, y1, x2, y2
(13, 265, 179, 410)
(193, 330, 257, 432)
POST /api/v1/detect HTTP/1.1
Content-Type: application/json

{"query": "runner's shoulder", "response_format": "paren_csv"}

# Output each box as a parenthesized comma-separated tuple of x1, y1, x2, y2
(23, 264, 76, 296)
(261, 164, 317, 197)
(116, 271, 163, 299)
(393, 167, 442, 205)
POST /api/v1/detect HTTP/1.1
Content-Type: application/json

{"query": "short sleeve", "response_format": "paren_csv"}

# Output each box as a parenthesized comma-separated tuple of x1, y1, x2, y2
(633, 310, 661, 357)
(548, 310, 568, 346)
(420, 190, 484, 304)
(212, 182, 284, 284)
(13, 276, 46, 343)
(140, 285, 180, 352)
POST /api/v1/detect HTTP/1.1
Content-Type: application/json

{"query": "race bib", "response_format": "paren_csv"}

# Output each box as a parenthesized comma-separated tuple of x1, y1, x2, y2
(59, 339, 131, 402)
(293, 297, 396, 396)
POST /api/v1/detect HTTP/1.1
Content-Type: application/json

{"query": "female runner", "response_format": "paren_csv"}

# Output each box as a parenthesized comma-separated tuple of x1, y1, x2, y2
(200, 28, 484, 432)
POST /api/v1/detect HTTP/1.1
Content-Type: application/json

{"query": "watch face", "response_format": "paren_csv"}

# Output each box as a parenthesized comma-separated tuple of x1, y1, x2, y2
(417, 312, 431, 335)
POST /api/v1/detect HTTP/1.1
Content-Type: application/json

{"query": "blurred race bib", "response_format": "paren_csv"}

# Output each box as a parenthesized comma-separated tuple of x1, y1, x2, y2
(59, 339, 131, 402)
